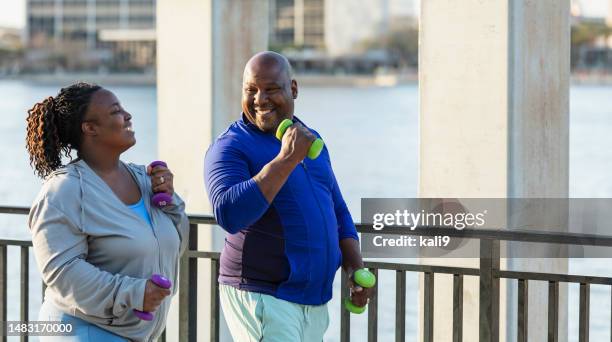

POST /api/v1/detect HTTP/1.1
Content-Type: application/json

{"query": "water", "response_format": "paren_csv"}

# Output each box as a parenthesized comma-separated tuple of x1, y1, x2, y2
(0, 79, 611, 341)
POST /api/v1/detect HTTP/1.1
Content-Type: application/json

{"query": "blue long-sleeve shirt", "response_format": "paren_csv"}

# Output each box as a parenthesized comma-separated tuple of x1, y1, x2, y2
(204, 114, 358, 305)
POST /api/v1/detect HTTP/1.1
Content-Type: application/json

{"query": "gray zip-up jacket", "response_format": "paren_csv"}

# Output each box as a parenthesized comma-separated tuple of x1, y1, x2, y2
(28, 159, 189, 341)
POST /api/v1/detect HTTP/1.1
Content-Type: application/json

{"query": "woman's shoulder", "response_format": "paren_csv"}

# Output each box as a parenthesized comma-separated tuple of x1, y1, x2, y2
(29, 165, 83, 228)
(38, 166, 81, 203)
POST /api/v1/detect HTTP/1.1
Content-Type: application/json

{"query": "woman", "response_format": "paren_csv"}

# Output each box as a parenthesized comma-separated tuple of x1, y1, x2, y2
(25, 82, 189, 341)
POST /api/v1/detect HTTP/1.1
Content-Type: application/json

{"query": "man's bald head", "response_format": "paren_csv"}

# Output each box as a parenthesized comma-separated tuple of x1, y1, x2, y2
(241, 51, 298, 134)
(243, 51, 294, 83)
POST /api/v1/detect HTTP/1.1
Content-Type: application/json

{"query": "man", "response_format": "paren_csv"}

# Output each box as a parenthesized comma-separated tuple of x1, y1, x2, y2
(204, 51, 370, 341)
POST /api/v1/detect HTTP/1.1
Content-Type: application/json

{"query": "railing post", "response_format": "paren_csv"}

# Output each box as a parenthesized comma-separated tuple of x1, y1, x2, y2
(579, 283, 590, 342)
(479, 239, 499, 342)
(548, 281, 559, 342)
(20, 246, 29, 342)
(396, 270, 406, 342)
(453, 274, 463, 342)
(340, 270, 350, 342)
(610, 286, 612, 342)
(367, 268, 379, 342)
(210, 258, 220, 342)
(423, 272, 435, 342)
(179, 223, 198, 342)
(517, 279, 528, 342)
(0, 245, 6, 342)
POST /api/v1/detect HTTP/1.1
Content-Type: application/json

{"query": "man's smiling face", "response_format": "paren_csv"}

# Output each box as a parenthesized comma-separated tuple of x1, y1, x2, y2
(241, 53, 298, 134)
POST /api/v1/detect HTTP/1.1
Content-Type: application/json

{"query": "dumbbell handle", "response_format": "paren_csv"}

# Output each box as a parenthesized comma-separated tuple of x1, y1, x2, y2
(275, 119, 324, 160)
(149, 161, 172, 207)
(345, 269, 376, 314)
(133, 274, 172, 321)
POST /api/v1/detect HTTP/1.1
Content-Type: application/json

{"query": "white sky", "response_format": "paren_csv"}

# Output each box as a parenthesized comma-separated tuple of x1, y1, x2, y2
(0, 0, 608, 29)
(0, 0, 26, 29)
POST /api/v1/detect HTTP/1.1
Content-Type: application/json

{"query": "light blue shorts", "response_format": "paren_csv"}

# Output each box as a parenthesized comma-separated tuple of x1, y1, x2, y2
(38, 301, 126, 342)
(220, 284, 329, 342)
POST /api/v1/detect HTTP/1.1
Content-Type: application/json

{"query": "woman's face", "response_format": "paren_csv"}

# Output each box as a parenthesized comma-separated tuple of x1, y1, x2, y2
(82, 89, 136, 152)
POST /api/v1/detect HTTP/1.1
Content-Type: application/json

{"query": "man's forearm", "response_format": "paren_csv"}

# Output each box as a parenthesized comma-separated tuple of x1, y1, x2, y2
(340, 238, 364, 275)
(252, 155, 299, 203)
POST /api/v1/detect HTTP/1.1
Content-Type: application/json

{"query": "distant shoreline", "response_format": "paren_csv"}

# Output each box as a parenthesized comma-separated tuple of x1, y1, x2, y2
(1, 73, 157, 86)
(2, 72, 612, 87)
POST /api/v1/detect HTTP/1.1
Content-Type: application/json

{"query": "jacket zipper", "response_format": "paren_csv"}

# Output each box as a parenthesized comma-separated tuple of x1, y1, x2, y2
(145, 179, 164, 338)
(301, 160, 331, 302)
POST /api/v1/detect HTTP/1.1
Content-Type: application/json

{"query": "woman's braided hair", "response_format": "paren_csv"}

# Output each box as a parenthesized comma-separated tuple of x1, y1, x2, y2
(25, 82, 101, 178)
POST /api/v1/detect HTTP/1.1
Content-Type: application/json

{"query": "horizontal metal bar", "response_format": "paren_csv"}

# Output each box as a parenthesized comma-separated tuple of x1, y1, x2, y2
(184, 214, 217, 225)
(497, 270, 612, 285)
(185, 251, 221, 259)
(3, 205, 612, 246)
(364, 261, 479, 276)
(0, 205, 217, 225)
(0, 239, 32, 247)
(0, 206, 29, 215)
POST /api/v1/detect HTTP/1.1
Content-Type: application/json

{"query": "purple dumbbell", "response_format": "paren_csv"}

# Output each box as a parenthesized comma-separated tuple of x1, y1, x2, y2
(134, 274, 172, 321)
(149, 160, 172, 207)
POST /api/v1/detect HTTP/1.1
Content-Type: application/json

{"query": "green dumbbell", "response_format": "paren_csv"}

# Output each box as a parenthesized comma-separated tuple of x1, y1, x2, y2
(275, 119, 325, 159)
(344, 268, 376, 314)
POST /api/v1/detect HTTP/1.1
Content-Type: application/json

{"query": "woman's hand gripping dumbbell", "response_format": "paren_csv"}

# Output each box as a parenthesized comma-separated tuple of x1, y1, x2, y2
(147, 161, 174, 207)
(134, 274, 172, 321)
(275, 119, 324, 160)
(345, 268, 376, 314)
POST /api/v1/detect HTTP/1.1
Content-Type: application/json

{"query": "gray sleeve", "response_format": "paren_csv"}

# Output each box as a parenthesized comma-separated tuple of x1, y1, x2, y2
(29, 199, 148, 317)
(160, 192, 190, 256)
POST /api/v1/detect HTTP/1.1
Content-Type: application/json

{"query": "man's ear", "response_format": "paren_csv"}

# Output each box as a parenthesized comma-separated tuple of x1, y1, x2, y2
(291, 79, 298, 99)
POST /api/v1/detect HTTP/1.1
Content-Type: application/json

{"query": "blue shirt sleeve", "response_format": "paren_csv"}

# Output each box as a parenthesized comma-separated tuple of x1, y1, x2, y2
(204, 137, 270, 234)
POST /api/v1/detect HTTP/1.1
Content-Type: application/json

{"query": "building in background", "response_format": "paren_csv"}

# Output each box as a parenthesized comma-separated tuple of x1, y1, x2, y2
(269, 0, 325, 51)
(269, 0, 418, 74)
(0, 27, 23, 75)
(570, 0, 612, 72)
(25, 0, 155, 73)
(0, 27, 22, 51)
(325, 0, 416, 57)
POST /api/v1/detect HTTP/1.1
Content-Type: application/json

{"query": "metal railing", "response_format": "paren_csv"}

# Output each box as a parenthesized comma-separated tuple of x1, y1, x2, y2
(2, 205, 612, 342)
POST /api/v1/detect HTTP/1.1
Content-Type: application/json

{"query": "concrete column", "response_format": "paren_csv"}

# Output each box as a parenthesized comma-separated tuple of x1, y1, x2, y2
(419, 1, 569, 341)
(157, 1, 268, 340)
(86, 0, 95, 50)
(119, 0, 129, 30)
(24, 0, 30, 46)
(607, 0, 612, 27)
(294, 0, 305, 46)
(53, 0, 63, 46)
